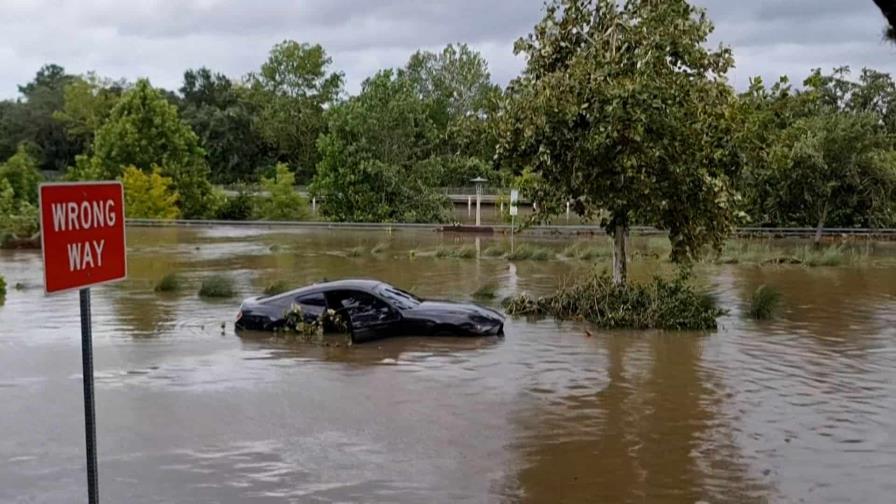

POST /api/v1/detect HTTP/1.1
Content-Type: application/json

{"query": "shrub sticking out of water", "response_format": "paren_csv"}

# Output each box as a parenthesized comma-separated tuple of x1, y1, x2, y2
(483, 246, 506, 258)
(0, 274, 6, 300)
(561, 242, 612, 261)
(435, 245, 477, 259)
(154, 272, 181, 293)
(263, 280, 291, 296)
(14, 282, 26, 290)
(748, 285, 781, 320)
(198, 275, 235, 298)
(473, 284, 498, 301)
(507, 244, 553, 261)
(371, 242, 388, 255)
(504, 272, 723, 330)
(347, 246, 366, 257)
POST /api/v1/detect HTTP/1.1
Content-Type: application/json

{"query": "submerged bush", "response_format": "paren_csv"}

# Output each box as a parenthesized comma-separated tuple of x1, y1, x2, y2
(371, 242, 388, 255)
(154, 272, 181, 293)
(0, 274, 6, 300)
(435, 245, 477, 259)
(347, 246, 366, 257)
(282, 304, 350, 341)
(561, 242, 612, 261)
(263, 280, 291, 296)
(504, 272, 722, 330)
(507, 244, 553, 261)
(748, 285, 781, 320)
(473, 284, 498, 301)
(198, 275, 235, 298)
(483, 245, 506, 258)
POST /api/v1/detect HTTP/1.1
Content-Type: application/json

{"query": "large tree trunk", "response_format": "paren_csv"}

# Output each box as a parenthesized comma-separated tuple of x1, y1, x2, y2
(612, 218, 629, 286)
(814, 201, 829, 247)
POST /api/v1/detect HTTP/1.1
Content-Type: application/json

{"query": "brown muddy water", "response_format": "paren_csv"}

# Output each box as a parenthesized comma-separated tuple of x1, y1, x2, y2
(1, 226, 896, 503)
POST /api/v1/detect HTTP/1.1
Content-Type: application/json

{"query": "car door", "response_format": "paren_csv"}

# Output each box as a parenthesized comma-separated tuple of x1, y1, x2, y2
(326, 290, 400, 343)
(294, 292, 328, 324)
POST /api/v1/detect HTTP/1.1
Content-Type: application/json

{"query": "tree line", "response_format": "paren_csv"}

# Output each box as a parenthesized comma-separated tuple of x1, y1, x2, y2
(2, 0, 896, 279)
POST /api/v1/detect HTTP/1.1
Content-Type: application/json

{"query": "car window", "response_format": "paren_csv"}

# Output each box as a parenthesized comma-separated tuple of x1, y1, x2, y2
(328, 290, 394, 325)
(378, 286, 421, 310)
(296, 292, 327, 316)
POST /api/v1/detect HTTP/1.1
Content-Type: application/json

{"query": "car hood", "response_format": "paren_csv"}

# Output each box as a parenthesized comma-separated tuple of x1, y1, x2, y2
(405, 300, 505, 321)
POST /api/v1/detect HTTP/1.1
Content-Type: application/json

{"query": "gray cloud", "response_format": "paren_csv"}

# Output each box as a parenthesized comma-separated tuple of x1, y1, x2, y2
(1, 0, 895, 99)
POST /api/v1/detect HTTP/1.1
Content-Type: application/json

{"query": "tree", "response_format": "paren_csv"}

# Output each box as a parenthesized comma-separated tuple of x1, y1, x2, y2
(310, 70, 451, 223)
(497, 0, 741, 284)
(53, 73, 126, 150)
(0, 145, 42, 205)
(767, 112, 896, 242)
(875, 0, 896, 41)
(1, 64, 80, 172)
(79, 79, 216, 218)
(254, 163, 307, 221)
(179, 68, 269, 184)
(121, 166, 181, 219)
(248, 41, 343, 182)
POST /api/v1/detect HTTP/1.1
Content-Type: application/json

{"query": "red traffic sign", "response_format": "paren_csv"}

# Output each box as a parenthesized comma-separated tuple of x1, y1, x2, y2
(39, 182, 127, 294)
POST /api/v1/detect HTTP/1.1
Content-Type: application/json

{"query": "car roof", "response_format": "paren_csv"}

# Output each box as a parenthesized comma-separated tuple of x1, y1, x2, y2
(261, 278, 387, 303)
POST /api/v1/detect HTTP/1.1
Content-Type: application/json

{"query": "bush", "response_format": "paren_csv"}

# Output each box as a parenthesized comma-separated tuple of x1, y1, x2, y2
(254, 163, 307, 221)
(198, 275, 235, 298)
(154, 273, 181, 293)
(121, 166, 181, 219)
(263, 280, 291, 296)
(483, 245, 506, 258)
(0, 274, 6, 300)
(435, 245, 477, 259)
(371, 242, 388, 255)
(748, 285, 781, 320)
(504, 272, 722, 330)
(507, 244, 553, 261)
(561, 242, 612, 261)
(216, 190, 255, 221)
(473, 284, 497, 301)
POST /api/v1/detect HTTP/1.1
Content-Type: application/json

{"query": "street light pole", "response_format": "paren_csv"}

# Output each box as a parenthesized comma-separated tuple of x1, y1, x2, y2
(471, 177, 487, 227)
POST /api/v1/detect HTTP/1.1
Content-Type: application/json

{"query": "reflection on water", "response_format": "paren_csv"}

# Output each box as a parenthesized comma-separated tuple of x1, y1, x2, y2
(1, 226, 895, 502)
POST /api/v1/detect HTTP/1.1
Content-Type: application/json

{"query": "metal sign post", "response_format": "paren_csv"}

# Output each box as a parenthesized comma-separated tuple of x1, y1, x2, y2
(39, 181, 128, 504)
(79, 288, 99, 504)
(510, 190, 519, 254)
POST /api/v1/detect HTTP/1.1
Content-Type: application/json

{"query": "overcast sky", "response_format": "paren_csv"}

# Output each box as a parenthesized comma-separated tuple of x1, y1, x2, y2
(1, 0, 895, 99)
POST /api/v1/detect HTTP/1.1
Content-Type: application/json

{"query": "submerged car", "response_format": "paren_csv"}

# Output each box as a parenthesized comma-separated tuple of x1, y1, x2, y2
(235, 279, 505, 343)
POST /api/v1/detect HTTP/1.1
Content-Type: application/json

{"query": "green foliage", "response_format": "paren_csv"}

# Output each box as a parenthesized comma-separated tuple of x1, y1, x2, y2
(311, 70, 452, 223)
(0, 153, 41, 241)
(1, 64, 81, 171)
(0, 274, 6, 300)
(371, 242, 388, 255)
(54, 73, 125, 149)
(0, 145, 42, 205)
(282, 304, 349, 339)
(504, 272, 723, 330)
(748, 285, 781, 320)
(561, 242, 612, 261)
(121, 166, 181, 219)
(154, 272, 182, 293)
(179, 68, 268, 184)
(347, 246, 366, 258)
(248, 41, 343, 181)
(472, 284, 498, 301)
(498, 0, 741, 283)
(263, 280, 291, 296)
(198, 275, 235, 298)
(434, 245, 477, 259)
(507, 244, 553, 261)
(81, 79, 215, 218)
(254, 163, 307, 221)
(483, 245, 506, 257)
(216, 189, 255, 221)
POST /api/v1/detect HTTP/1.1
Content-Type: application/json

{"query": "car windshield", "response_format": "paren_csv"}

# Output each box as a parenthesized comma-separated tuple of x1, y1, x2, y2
(378, 286, 421, 310)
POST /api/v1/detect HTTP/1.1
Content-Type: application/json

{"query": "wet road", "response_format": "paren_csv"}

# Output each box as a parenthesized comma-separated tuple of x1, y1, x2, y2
(1, 226, 895, 503)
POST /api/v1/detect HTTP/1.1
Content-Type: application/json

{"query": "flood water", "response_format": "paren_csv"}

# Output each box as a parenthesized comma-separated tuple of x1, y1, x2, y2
(1, 226, 895, 503)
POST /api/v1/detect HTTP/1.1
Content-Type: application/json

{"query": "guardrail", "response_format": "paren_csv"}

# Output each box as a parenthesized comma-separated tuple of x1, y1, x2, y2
(125, 219, 896, 239)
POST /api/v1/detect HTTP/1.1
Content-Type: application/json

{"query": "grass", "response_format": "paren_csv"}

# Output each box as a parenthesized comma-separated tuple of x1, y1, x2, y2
(198, 275, 235, 298)
(713, 241, 868, 268)
(0, 274, 5, 300)
(483, 246, 506, 258)
(472, 284, 498, 301)
(435, 245, 478, 259)
(371, 242, 388, 255)
(347, 246, 366, 257)
(506, 244, 553, 261)
(504, 272, 723, 330)
(154, 272, 182, 293)
(748, 285, 781, 320)
(561, 242, 613, 261)
(263, 280, 291, 296)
